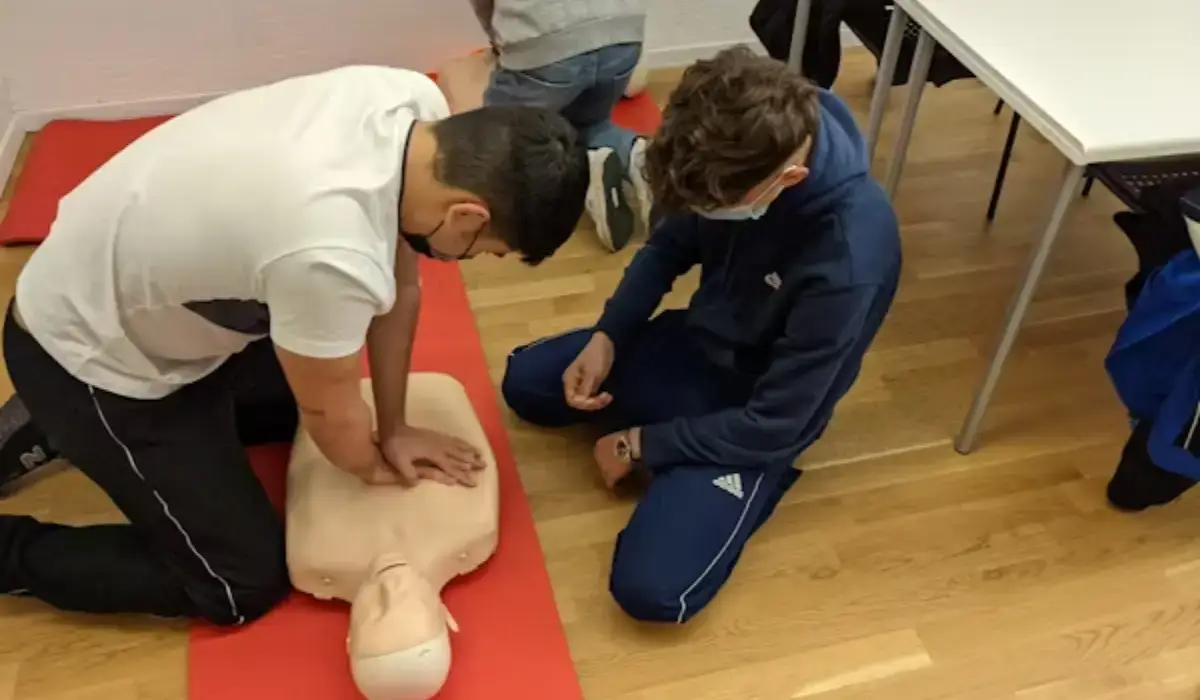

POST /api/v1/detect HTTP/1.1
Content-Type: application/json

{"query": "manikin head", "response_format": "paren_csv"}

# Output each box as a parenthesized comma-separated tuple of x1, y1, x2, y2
(350, 556, 455, 700)
(645, 46, 821, 221)
(400, 105, 589, 264)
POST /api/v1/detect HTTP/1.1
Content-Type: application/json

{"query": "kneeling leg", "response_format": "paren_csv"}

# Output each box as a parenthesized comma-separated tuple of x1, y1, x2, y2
(501, 330, 599, 428)
(608, 463, 799, 623)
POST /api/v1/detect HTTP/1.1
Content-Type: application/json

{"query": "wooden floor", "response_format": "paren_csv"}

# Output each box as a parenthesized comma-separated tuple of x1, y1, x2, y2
(4, 50, 1200, 700)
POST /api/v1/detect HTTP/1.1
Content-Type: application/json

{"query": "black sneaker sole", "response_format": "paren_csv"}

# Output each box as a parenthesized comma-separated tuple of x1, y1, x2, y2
(593, 150, 635, 252)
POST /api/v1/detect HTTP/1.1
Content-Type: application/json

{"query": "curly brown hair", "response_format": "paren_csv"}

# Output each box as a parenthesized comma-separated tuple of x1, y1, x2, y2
(644, 46, 821, 213)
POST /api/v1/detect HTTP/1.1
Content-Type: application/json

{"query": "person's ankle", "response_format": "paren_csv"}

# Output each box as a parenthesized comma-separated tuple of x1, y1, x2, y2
(0, 402, 60, 497)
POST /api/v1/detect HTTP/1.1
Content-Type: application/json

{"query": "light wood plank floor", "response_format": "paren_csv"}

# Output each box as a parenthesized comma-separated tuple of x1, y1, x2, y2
(4, 50, 1200, 700)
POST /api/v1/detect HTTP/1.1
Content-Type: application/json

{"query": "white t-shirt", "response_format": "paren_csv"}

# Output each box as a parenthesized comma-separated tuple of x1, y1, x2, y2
(16, 65, 449, 399)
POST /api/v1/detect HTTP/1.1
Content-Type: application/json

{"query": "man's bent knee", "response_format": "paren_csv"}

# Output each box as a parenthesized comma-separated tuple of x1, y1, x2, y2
(234, 577, 291, 624)
(609, 566, 712, 624)
(501, 344, 579, 428)
(501, 363, 563, 427)
(194, 563, 290, 626)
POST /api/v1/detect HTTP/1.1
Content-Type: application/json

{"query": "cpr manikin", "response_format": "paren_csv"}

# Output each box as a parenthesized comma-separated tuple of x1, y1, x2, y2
(286, 374, 499, 700)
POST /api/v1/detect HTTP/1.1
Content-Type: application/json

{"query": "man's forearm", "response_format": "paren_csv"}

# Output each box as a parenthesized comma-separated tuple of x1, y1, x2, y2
(304, 398, 383, 479)
(367, 284, 420, 438)
(594, 219, 699, 349)
(594, 251, 679, 348)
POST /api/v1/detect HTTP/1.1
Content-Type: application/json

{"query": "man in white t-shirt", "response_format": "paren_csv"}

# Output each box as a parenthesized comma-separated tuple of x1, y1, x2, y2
(0, 65, 589, 625)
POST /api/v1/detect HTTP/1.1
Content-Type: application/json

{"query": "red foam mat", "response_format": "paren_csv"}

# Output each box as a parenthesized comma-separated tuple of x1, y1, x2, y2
(0, 93, 661, 247)
(0, 82, 669, 698)
(190, 257, 580, 700)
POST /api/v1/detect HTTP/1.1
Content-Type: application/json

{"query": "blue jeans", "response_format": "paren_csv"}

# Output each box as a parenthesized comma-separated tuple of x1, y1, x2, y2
(501, 312, 801, 623)
(485, 43, 642, 169)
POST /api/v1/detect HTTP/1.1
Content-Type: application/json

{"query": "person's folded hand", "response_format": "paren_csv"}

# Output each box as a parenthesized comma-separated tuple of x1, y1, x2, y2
(563, 331, 616, 411)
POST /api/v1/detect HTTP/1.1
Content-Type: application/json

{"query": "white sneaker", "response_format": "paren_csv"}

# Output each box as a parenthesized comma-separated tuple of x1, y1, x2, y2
(627, 137, 653, 237)
(586, 147, 635, 252)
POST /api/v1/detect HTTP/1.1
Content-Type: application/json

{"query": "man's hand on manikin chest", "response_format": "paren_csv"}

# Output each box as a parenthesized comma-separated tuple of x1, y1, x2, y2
(365, 239, 484, 486)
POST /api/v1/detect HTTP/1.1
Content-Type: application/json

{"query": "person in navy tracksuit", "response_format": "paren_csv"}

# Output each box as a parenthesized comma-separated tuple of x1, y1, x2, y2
(500, 47, 901, 623)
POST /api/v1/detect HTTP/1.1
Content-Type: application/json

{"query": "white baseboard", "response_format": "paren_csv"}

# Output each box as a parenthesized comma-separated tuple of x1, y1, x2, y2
(0, 116, 22, 199)
(0, 74, 19, 198)
(839, 23, 864, 50)
(643, 24, 861, 69)
(642, 40, 767, 69)
(0, 92, 226, 194)
(15, 91, 226, 132)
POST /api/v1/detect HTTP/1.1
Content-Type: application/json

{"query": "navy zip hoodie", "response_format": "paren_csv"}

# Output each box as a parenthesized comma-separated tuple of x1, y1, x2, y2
(595, 89, 902, 470)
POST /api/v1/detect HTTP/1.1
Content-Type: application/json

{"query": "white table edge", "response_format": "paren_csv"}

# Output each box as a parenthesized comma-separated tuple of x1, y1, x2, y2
(1085, 141, 1200, 167)
(895, 0, 1090, 167)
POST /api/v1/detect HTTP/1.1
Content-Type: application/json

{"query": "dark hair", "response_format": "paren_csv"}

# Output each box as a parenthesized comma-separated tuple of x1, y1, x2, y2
(430, 105, 589, 264)
(645, 46, 821, 213)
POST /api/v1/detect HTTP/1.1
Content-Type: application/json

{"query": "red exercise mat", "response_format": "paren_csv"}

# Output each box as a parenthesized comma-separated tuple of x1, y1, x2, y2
(190, 256, 580, 700)
(0, 92, 661, 247)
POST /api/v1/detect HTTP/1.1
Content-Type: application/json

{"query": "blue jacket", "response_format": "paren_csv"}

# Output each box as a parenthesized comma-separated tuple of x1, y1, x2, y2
(595, 90, 902, 470)
(1107, 250, 1200, 480)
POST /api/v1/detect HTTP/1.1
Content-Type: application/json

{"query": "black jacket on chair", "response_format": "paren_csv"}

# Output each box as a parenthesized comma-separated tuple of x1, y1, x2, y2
(750, 0, 973, 88)
(751, 0, 847, 88)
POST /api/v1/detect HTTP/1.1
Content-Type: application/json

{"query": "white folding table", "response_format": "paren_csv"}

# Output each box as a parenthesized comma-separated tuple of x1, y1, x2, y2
(866, 0, 1200, 453)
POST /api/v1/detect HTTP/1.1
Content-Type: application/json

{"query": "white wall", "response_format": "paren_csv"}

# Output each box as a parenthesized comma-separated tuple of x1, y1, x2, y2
(645, 0, 765, 67)
(0, 0, 788, 186)
(0, 0, 488, 117)
(0, 0, 773, 119)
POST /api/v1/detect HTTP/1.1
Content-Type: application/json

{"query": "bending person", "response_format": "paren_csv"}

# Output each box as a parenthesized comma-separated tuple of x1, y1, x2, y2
(501, 48, 901, 623)
(471, 0, 651, 252)
(0, 66, 588, 625)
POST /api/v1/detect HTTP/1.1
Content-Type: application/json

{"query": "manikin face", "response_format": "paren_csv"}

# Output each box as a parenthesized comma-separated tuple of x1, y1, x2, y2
(349, 558, 455, 700)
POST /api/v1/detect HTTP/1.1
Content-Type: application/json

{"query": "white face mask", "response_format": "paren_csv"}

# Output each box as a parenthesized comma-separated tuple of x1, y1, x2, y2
(699, 203, 770, 221)
(696, 165, 799, 222)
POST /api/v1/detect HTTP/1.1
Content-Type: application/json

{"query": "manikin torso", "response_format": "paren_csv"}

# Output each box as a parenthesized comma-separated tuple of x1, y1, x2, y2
(286, 374, 499, 700)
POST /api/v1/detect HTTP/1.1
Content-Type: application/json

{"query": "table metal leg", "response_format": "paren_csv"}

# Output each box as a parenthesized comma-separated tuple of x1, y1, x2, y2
(986, 113, 1022, 222)
(787, 0, 813, 74)
(866, 5, 909, 161)
(954, 161, 1086, 454)
(882, 28, 935, 198)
